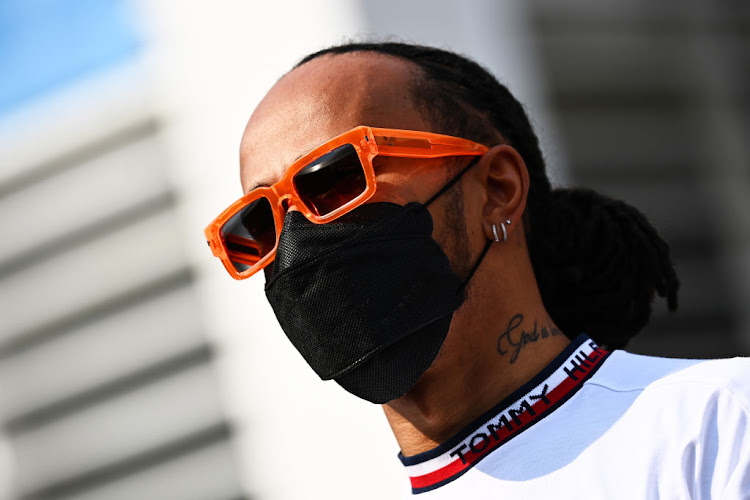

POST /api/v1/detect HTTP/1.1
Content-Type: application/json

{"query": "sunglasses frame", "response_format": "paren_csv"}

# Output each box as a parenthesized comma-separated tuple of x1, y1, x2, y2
(205, 125, 489, 280)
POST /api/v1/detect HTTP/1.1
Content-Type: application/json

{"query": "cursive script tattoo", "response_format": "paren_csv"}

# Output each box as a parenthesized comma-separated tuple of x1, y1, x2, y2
(496, 314, 563, 364)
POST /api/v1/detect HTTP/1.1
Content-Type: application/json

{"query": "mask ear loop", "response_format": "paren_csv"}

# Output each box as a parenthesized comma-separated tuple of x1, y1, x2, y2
(419, 155, 490, 295)
(459, 239, 492, 294)
(423, 156, 482, 208)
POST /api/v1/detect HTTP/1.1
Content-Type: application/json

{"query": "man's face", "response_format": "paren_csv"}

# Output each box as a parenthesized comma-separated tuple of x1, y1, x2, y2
(239, 53, 488, 397)
(239, 53, 475, 269)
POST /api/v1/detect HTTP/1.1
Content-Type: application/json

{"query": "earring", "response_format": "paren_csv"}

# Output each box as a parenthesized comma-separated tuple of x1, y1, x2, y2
(492, 220, 512, 243)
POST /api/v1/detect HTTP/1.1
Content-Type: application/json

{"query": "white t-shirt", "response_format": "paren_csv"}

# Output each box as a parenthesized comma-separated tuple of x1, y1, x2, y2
(399, 335, 750, 499)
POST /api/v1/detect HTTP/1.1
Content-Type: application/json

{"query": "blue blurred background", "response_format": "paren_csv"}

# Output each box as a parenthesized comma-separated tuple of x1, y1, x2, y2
(0, 0, 141, 114)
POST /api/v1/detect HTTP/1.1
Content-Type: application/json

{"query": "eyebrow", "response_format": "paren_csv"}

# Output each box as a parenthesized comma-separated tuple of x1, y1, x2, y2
(246, 176, 275, 194)
(245, 149, 311, 194)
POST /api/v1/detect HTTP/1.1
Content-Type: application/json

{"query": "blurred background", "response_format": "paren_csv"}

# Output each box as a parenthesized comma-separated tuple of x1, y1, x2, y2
(0, 0, 747, 498)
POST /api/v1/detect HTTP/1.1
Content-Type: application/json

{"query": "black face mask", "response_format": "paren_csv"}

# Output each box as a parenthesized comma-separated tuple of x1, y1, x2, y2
(264, 160, 490, 404)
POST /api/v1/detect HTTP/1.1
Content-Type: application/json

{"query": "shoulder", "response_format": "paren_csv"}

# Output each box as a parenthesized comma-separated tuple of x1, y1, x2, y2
(651, 356, 750, 414)
(594, 349, 749, 390)
(654, 356, 750, 392)
(586, 351, 750, 496)
(589, 350, 750, 420)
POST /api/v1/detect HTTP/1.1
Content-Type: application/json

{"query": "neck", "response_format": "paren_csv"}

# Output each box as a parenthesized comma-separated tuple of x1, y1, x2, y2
(383, 310, 570, 456)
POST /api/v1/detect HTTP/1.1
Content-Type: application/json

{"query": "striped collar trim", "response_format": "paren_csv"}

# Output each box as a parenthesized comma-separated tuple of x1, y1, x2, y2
(400, 335, 610, 494)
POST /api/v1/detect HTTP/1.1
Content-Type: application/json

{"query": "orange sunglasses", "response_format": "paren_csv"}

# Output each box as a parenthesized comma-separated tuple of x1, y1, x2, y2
(205, 125, 488, 280)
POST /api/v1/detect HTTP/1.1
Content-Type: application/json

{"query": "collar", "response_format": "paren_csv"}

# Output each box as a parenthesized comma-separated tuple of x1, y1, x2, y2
(399, 335, 610, 494)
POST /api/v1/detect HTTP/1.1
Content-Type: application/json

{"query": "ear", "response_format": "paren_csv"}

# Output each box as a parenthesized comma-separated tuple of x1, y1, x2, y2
(479, 145, 530, 241)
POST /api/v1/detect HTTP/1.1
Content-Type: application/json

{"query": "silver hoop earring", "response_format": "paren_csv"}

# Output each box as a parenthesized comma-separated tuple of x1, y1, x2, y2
(492, 224, 500, 242)
(500, 221, 508, 242)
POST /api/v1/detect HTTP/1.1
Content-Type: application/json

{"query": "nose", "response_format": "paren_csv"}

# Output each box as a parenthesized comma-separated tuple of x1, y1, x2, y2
(278, 195, 298, 213)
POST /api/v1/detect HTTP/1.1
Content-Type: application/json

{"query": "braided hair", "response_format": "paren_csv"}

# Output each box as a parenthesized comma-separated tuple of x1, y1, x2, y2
(297, 42, 679, 349)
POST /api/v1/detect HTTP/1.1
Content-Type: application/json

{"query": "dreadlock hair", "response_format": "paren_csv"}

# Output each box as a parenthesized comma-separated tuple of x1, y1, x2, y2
(297, 42, 679, 349)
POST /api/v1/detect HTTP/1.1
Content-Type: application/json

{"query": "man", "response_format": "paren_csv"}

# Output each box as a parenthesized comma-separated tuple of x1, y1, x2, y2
(206, 42, 750, 497)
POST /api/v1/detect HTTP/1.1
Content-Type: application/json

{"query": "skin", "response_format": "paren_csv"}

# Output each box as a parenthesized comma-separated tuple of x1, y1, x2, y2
(239, 52, 571, 456)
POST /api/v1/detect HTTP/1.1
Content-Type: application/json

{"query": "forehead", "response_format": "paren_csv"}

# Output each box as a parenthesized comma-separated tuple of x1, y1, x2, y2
(239, 53, 430, 193)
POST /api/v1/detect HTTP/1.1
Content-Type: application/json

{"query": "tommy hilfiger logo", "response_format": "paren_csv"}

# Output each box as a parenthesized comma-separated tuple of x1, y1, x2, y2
(447, 382, 550, 465)
(401, 337, 609, 494)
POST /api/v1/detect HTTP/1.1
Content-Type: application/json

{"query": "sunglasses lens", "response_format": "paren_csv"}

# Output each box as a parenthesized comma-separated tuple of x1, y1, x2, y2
(293, 143, 367, 217)
(220, 196, 276, 274)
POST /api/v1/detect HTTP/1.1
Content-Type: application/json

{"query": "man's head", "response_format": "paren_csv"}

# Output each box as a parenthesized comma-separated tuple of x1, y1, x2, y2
(235, 48, 533, 403)
(239, 50, 495, 282)
(211, 41, 679, 403)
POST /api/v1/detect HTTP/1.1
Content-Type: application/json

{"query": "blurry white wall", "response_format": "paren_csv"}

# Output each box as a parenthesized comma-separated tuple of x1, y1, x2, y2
(0, 2, 243, 499)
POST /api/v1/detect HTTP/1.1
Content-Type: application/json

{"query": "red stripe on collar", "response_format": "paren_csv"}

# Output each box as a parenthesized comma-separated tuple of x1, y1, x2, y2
(403, 337, 609, 494)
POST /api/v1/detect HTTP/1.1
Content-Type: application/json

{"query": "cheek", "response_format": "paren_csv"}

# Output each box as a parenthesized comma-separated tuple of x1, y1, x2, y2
(427, 203, 450, 244)
(429, 186, 475, 275)
(367, 180, 423, 206)
(367, 158, 449, 205)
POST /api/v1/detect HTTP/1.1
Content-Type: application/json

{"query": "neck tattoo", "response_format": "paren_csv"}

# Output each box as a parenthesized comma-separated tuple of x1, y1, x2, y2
(496, 314, 563, 364)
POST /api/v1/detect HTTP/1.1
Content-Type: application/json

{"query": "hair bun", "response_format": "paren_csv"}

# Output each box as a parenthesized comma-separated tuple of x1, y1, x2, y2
(528, 188, 679, 349)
